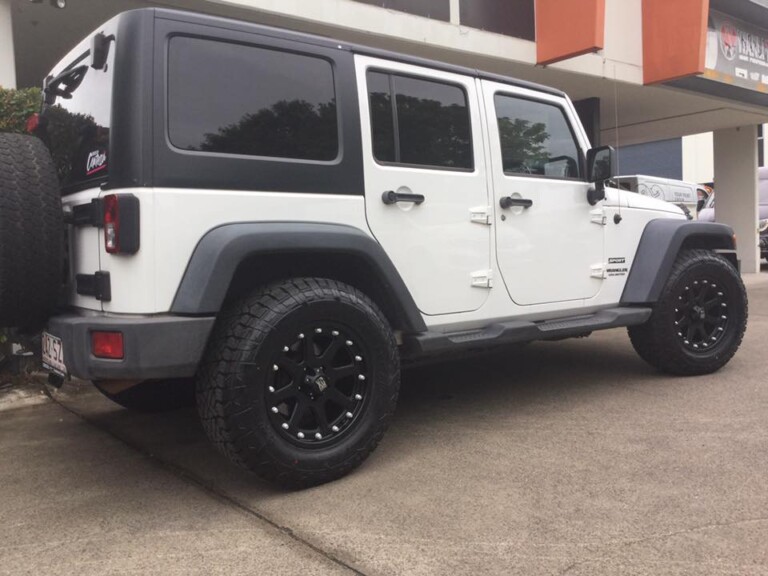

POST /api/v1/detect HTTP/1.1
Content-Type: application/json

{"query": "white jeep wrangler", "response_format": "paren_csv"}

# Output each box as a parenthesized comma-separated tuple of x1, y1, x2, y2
(0, 9, 747, 487)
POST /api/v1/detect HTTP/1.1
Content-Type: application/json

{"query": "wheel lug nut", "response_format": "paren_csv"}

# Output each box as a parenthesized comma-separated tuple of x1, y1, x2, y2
(282, 423, 289, 430)
(297, 432, 305, 439)
(298, 333, 305, 339)
(358, 374, 365, 381)
(355, 394, 362, 400)
(271, 406, 279, 413)
(355, 355, 362, 362)
(268, 386, 275, 393)
(332, 425, 339, 432)
(721, 315, 727, 320)
(273, 364, 279, 371)
(283, 346, 289, 352)
(315, 432, 323, 440)
(721, 303, 727, 308)
(332, 330, 339, 336)
(346, 340, 353, 346)
(346, 411, 353, 418)
(315, 328, 322, 334)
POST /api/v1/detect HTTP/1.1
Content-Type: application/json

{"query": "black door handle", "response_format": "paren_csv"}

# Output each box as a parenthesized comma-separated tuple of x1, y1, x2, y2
(382, 190, 425, 205)
(499, 196, 533, 209)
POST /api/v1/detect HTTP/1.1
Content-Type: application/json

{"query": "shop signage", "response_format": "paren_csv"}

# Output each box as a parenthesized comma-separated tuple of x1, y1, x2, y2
(705, 10, 768, 93)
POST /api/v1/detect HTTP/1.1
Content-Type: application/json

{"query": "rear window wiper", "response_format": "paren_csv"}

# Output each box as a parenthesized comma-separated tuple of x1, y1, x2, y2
(44, 64, 88, 105)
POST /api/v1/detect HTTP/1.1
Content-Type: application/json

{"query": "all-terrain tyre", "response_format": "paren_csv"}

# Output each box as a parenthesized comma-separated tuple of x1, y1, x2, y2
(628, 249, 747, 375)
(94, 378, 196, 413)
(196, 278, 400, 489)
(0, 133, 63, 329)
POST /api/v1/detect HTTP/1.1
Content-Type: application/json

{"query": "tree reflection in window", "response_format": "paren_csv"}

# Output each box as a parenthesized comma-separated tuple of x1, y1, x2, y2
(40, 105, 103, 186)
(494, 94, 581, 179)
(496, 116, 549, 174)
(367, 71, 473, 170)
(198, 99, 338, 161)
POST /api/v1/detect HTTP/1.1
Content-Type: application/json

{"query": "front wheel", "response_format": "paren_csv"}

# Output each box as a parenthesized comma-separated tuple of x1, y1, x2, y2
(196, 278, 400, 488)
(628, 249, 748, 375)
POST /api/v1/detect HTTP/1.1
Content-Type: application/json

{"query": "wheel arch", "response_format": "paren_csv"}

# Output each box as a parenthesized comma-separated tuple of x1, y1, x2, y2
(171, 222, 427, 333)
(621, 219, 738, 305)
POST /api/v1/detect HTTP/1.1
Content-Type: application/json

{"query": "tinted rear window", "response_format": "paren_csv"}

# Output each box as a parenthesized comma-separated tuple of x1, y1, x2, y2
(42, 29, 115, 193)
(168, 37, 338, 162)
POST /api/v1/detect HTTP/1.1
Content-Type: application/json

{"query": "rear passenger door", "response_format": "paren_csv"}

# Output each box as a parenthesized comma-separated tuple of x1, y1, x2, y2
(355, 56, 491, 316)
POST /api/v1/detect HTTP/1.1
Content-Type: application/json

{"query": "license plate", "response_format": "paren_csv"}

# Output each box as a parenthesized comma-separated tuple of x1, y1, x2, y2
(42, 332, 67, 376)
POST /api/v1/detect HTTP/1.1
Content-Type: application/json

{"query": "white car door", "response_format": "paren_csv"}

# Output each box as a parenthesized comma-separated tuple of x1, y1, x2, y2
(356, 56, 491, 316)
(481, 81, 604, 306)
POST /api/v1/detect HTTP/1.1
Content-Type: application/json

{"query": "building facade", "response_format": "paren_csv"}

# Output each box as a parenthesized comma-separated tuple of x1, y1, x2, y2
(1, 0, 767, 270)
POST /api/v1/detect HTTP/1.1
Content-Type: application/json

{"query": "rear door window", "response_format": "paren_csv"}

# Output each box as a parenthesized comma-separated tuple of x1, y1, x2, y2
(367, 71, 473, 170)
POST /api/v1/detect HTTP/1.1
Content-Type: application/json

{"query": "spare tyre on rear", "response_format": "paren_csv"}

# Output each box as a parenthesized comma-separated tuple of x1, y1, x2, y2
(0, 133, 63, 329)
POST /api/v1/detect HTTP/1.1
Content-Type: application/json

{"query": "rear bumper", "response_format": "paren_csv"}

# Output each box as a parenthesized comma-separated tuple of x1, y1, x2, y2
(46, 312, 215, 381)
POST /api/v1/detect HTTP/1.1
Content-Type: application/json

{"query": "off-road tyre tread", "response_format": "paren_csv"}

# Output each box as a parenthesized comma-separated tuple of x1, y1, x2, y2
(196, 277, 399, 489)
(628, 249, 747, 376)
(0, 133, 63, 329)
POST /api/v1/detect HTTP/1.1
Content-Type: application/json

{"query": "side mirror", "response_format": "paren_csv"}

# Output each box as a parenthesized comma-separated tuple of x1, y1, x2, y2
(586, 145, 616, 205)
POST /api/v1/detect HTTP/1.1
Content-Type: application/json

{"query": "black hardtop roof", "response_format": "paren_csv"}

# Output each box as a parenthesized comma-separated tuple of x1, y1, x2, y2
(143, 7, 565, 98)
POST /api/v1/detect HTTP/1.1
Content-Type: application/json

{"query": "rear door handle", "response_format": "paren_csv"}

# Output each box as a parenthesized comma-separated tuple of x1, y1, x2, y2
(499, 196, 533, 209)
(382, 190, 425, 205)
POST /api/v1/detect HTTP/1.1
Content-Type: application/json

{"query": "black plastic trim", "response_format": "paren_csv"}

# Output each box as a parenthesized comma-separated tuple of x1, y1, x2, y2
(403, 307, 652, 357)
(170, 222, 427, 333)
(46, 313, 215, 380)
(69, 198, 103, 227)
(621, 219, 737, 305)
(76, 271, 112, 302)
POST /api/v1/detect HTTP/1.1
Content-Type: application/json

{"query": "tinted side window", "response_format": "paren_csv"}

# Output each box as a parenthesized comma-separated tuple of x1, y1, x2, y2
(494, 94, 581, 179)
(367, 71, 473, 170)
(168, 37, 338, 161)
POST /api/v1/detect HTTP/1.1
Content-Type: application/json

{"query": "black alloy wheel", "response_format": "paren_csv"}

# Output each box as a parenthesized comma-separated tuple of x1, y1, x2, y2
(266, 322, 370, 448)
(673, 278, 730, 353)
(196, 278, 400, 488)
(628, 249, 747, 376)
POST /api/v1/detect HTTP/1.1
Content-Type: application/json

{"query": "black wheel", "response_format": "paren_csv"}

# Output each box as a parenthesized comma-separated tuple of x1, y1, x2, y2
(628, 249, 747, 375)
(93, 378, 196, 413)
(196, 278, 399, 488)
(0, 133, 63, 329)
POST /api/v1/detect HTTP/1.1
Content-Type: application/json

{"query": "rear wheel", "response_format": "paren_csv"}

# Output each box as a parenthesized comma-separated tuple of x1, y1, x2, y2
(196, 278, 399, 488)
(0, 133, 63, 329)
(93, 378, 196, 413)
(628, 249, 747, 375)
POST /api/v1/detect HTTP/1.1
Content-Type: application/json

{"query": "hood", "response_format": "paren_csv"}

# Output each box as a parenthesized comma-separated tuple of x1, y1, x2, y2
(604, 186, 686, 217)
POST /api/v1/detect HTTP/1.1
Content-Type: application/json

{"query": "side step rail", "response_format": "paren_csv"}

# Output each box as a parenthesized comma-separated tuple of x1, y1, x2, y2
(404, 307, 652, 356)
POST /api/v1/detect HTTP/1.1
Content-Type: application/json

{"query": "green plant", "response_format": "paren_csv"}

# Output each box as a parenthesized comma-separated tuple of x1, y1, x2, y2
(0, 87, 41, 134)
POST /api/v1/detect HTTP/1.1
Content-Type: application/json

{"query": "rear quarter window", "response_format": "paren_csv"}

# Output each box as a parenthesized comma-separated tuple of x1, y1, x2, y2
(167, 37, 339, 162)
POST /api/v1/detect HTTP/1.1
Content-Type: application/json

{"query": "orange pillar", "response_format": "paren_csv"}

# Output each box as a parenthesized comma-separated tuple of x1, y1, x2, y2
(643, 0, 710, 84)
(536, 0, 606, 66)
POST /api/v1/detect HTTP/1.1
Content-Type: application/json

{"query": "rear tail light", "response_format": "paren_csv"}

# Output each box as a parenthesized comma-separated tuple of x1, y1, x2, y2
(92, 331, 124, 359)
(26, 113, 40, 134)
(102, 193, 140, 255)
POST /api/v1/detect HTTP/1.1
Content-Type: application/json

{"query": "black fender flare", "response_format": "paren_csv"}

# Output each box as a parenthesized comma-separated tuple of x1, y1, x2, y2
(170, 222, 427, 332)
(621, 219, 737, 305)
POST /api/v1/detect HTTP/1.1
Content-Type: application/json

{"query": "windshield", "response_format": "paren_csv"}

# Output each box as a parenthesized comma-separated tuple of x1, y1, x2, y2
(39, 24, 116, 194)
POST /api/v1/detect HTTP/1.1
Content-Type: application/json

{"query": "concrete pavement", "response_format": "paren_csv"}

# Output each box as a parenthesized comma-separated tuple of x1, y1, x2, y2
(1, 273, 767, 575)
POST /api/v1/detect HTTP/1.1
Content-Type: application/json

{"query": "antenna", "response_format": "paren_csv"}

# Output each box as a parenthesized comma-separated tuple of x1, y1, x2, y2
(613, 61, 623, 224)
